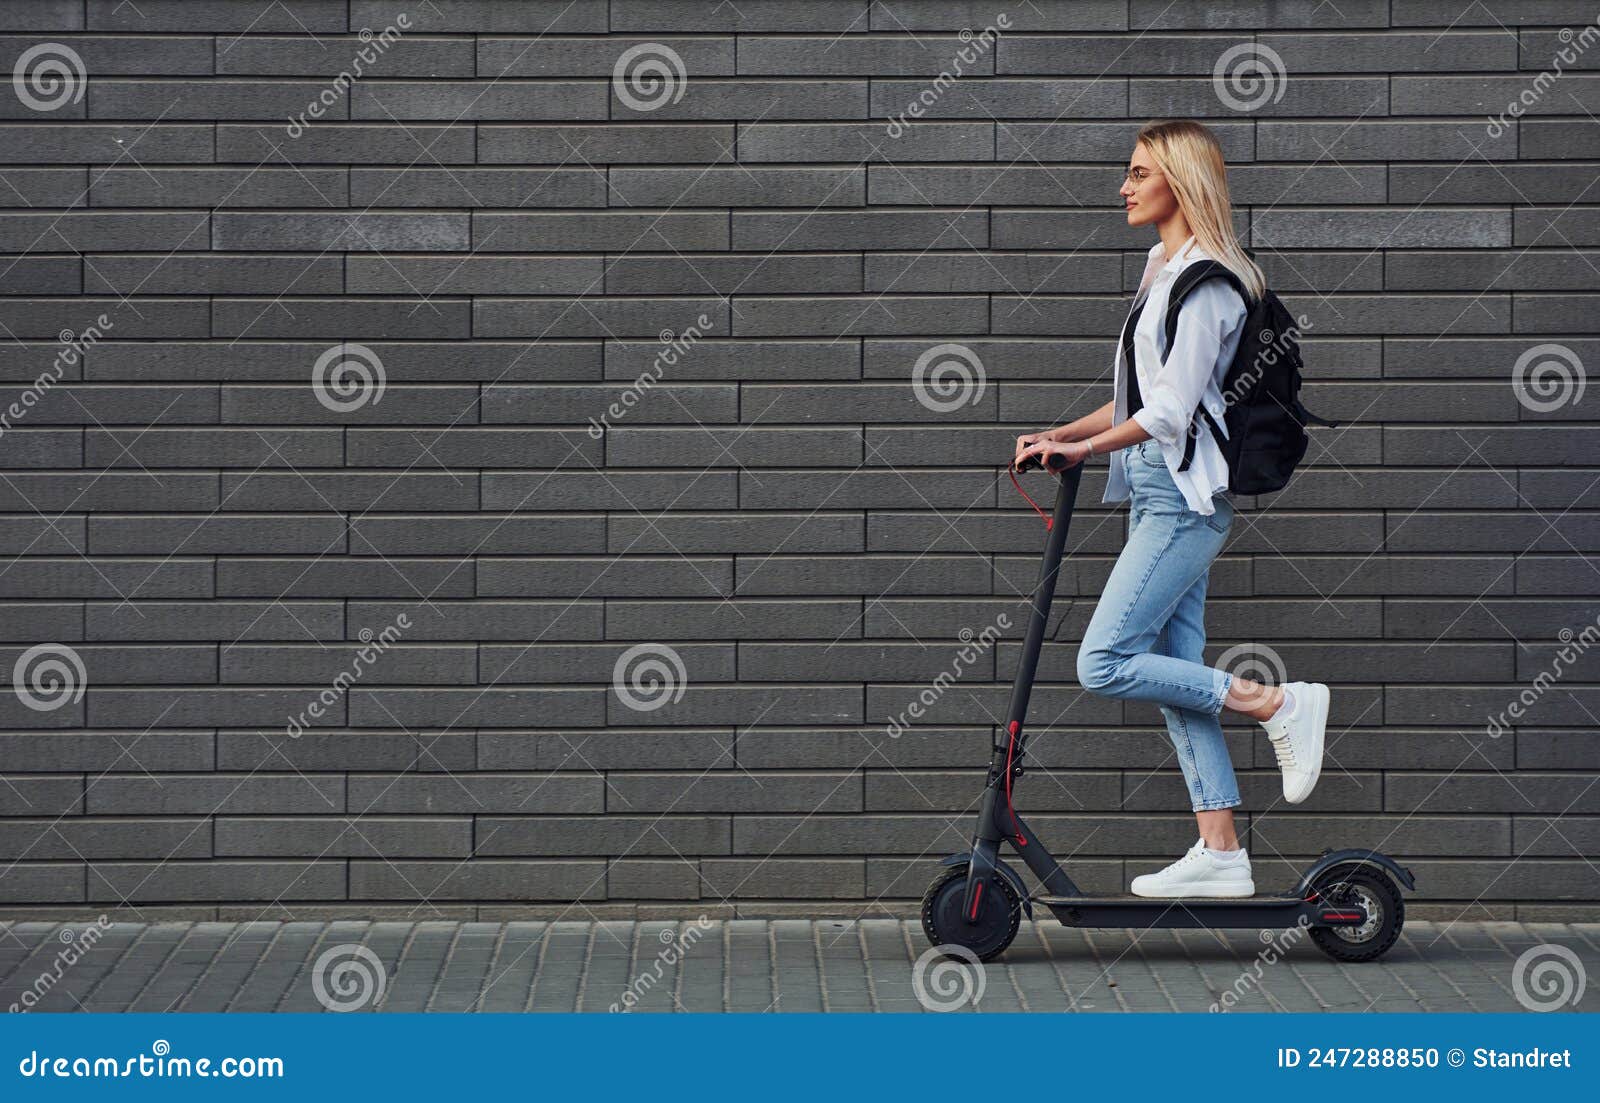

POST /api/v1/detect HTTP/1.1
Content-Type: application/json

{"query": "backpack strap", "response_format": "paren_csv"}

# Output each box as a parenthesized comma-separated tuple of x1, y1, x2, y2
(1160, 260, 1247, 364)
(1158, 260, 1248, 472)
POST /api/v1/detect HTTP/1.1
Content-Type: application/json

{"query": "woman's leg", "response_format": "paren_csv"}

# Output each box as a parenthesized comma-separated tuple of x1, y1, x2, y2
(1077, 494, 1234, 719)
(1149, 547, 1243, 820)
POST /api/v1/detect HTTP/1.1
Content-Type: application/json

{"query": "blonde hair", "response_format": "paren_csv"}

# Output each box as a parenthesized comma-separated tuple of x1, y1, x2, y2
(1135, 119, 1266, 301)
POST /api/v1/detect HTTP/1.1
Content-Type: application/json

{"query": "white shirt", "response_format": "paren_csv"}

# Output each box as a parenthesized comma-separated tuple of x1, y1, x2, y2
(1101, 235, 1248, 517)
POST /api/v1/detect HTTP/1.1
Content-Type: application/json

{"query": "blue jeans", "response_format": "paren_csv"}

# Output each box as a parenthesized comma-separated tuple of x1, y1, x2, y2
(1077, 439, 1240, 811)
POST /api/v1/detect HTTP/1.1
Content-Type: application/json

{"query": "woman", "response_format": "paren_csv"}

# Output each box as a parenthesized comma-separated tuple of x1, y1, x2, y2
(1013, 120, 1329, 899)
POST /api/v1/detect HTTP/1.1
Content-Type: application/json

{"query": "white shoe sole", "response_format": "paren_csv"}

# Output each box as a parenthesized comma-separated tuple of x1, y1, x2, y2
(1131, 879, 1255, 899)
(1285, 683, 1329, 803)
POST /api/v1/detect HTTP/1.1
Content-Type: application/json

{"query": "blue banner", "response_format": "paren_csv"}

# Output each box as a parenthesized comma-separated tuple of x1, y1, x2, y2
(1, 1013, 1593, 1098)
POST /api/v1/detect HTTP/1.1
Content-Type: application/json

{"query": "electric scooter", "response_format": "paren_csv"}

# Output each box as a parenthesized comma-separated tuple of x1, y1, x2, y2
(920, 452, 1413, 963)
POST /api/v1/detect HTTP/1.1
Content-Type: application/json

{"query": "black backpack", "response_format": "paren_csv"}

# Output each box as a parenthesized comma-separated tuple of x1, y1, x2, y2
(1131, 259, 1337, 495)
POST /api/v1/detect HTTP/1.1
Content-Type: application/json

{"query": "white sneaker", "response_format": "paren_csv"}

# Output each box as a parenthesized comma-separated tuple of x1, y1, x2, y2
(1262, 681, 1328, 804)
(1130, 838, 1254, 898)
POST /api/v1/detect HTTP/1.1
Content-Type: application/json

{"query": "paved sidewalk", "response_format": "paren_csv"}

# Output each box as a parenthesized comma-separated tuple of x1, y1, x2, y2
(2, 920, 1595, 1014)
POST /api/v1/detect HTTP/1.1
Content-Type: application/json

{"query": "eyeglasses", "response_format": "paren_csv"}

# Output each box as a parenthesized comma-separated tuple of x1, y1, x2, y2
(1122, 167, 1161, 187)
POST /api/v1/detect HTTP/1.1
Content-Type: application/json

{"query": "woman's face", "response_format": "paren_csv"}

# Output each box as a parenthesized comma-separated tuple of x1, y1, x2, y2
(1121, 141, 1176, 227)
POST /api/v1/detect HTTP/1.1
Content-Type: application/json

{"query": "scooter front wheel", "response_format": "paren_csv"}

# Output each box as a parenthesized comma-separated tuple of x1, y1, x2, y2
(920, 865, 1023, 962)
(1307, 866, 1404, 963)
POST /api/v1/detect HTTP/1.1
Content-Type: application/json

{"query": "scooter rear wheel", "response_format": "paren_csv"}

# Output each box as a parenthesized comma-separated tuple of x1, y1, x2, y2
(1307, 866, 1404, 963)
(920, 866, 1023, 962)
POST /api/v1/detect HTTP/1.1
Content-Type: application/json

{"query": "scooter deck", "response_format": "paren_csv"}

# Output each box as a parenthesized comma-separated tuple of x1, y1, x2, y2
(1037, 893, 1304, 905)
(1034, 892, 1352, 930)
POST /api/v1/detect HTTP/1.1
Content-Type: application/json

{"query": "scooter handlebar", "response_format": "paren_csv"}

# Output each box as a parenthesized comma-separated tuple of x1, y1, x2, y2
(1013, 450, 1070, 474)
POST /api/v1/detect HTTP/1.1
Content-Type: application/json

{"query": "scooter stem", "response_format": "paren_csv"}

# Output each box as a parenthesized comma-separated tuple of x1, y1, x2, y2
(961, 463, 1085, 922)
(1003, 463, 1083, 743)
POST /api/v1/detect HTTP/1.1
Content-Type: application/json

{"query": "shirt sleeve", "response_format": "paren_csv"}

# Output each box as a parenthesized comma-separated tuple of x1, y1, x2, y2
(1130, 277, 1248, 449)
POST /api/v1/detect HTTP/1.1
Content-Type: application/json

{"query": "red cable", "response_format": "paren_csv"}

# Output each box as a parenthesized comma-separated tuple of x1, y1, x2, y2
(1007, 462, 1052, 529)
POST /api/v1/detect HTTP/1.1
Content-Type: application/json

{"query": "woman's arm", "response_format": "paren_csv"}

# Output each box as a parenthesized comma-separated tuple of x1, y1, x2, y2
(1050, 400, 1114, 443)
(1013, 400, 1116, 468)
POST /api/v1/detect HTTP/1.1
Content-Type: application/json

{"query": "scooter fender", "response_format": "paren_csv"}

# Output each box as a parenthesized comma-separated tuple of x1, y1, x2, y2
(939, 853, 1034, 919)
(1292, 848, 1417, 897)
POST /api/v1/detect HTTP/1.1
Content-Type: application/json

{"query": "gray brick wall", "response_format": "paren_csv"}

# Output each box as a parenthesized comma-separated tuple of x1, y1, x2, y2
(0, 0, 1595, 921)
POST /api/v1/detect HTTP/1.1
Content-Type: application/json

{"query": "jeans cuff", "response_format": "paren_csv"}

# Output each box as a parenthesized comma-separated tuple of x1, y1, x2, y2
(1210, 668, 1234, 717)
(1193, 797, 1241, 812)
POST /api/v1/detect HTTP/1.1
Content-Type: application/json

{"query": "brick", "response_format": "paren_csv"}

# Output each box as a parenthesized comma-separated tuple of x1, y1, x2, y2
(606, 772, 861, 813)
(85, 601, 343, 642)
(348, 774, 603, 814)
(0, 777, 82, 816)
(349, 688, 604, 728)
(353, 80, 607, 120)
(0, 818, 209, 859)
(87, 775, 343, 815)
(477, 730, 734, 770)
(220, 728, 472, 772)
(480, 556, 725, 598)
(608, 859, 700, 898)
(0, 558, 211, 599)
(217, 122, 475, 163)
(214, 817, 471, 858)
(349, 859, 606, 901)
(478, 123, 735, 163)
(87, 428, 340, 468)
(350, 601, 602, 641)
(87, 861, 344, 902)
(87, 515, 344, 553)
(215, 557, 474, 598)
(88, 1, 347, 31)
(0, 731, 210, 772)
(85, 255, 343, 295)
(221, 644, 476, 685)
(480, 36, 734, 78)
(0, 124, 211, 162)
(212, 212, 467, 252)
(218, 36, 475, 78)
(89, 80, 346, 120)
(87, 690, 351, 729)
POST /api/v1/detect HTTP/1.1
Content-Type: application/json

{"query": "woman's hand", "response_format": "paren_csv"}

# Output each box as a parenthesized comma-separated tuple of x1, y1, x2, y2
(1013, 429, 1068, 467)
(1014, 438, 1091, 471)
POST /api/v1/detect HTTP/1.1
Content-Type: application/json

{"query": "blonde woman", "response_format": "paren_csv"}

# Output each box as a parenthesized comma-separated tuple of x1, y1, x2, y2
(1013, 120, 1328, 899)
